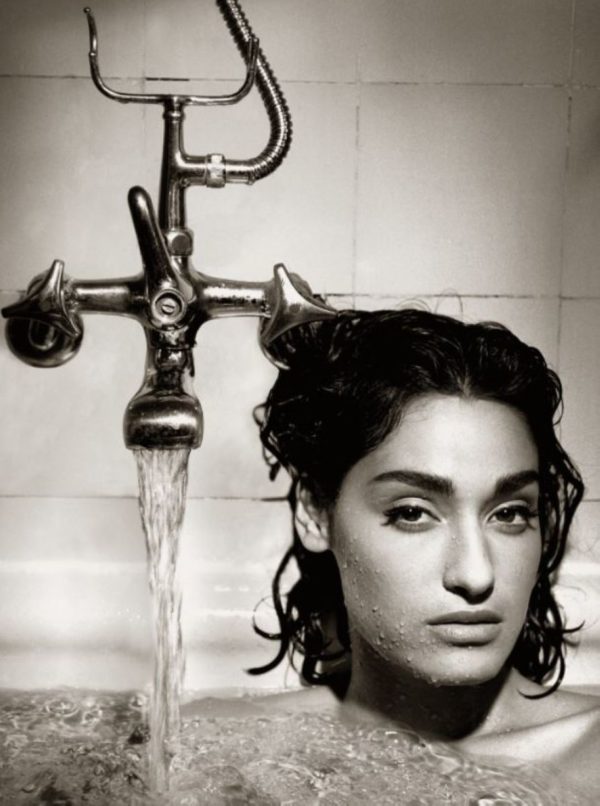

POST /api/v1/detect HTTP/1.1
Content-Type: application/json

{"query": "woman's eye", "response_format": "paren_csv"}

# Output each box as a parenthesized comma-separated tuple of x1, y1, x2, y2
(489, 504, 538, 532)
(383, 505, 437, 531)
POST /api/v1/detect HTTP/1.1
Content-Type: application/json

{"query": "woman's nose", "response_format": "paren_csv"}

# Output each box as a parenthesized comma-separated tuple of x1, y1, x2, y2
(442, 517, 494, 602)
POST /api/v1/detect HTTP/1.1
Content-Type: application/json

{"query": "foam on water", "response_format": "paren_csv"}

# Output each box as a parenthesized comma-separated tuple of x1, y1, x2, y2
(0, 689, 591, 805)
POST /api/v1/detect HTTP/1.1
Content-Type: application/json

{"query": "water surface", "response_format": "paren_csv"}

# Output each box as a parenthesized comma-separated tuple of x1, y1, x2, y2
(0, 688, 589, 805)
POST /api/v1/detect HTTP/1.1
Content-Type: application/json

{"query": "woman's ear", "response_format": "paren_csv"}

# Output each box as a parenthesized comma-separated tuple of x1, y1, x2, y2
(294, 484, 330, 553)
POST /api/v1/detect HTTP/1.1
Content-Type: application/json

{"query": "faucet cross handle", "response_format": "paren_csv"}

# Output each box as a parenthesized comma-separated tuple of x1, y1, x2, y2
(2, 260, 84, 368)
(257, 265, 337, 368)
(262, 265, 335, 346)
(3, 260, 82, 339)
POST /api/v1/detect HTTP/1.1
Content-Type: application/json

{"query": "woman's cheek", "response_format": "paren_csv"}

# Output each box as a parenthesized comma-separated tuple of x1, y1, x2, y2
(335, 539, 421, 659)
(335, 536, 384, 629)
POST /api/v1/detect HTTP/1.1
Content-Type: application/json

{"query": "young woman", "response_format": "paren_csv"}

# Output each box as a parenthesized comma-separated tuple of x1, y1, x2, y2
(251, 308, 600, 796)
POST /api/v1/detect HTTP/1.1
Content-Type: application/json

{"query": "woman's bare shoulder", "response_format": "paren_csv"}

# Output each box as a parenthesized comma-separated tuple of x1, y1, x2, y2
(530, 685, 600, 724)
(540, 688, 600, 756)
(463, 686, 600, 799)
(465, 681, 600, 744)
(487, 677, 600, 732)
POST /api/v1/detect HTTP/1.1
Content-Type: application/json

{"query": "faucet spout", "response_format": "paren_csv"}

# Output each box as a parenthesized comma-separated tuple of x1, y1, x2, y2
(124, 330, 203, 450)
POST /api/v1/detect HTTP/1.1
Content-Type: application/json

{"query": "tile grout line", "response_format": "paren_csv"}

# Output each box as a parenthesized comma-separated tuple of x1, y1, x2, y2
(0, 494, 288, 502)
(557, 0, 577, 383)
(350, 60, 361, 307)
(142, 0, 148, 84)
(4, 74, 600, 90)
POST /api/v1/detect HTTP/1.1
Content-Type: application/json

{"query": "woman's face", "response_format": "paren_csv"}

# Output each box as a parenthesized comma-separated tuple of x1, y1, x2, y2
(328, 393, 542, 687)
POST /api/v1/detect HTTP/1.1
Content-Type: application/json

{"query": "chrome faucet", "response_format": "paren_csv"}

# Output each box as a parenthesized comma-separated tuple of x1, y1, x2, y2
(2, 0, 335, 451)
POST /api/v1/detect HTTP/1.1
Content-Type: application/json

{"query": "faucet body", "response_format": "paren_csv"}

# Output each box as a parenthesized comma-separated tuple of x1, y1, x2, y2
(2, 0, 335, 450)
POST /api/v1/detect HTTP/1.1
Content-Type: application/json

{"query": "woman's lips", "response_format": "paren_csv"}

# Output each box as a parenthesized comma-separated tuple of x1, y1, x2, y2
(427, 611, 503, 645)
(428, 610, 502, 625)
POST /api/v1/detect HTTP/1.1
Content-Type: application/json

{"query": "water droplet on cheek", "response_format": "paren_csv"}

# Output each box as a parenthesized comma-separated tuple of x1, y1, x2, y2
(372, 606, 379, 613)
(394, 623, 406, 641)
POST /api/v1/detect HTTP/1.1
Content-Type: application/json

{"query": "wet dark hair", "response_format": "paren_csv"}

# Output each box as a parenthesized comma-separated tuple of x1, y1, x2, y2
(249, 308, 584, 697)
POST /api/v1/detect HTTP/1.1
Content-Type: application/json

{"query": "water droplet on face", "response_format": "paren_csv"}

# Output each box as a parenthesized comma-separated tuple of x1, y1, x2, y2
(372, 606, 379, 613)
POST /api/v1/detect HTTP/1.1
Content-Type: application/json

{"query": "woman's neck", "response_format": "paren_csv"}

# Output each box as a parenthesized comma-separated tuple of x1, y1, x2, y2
(341, 638, 526, 740)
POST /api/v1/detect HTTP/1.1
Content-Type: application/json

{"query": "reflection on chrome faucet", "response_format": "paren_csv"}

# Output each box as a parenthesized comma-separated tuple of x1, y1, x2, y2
(2, 0, 335, 451)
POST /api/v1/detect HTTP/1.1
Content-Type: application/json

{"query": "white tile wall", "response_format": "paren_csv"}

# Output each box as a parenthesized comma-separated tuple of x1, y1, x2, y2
(357, 0, 572, 85)
(189, 317, 287, 499)
(0, 77, 151, 289)
(1, 0, 599, 694)
(0, 496, 145, 562)
(356, 84, 567, 296)
(567, 500, 600, 563)
(563, 89, 600, 297)
(0, 495, 294, 689)
(0, 314, 144, 497)
(559, 300, 600, 499)
(0, 650, 152, 691)
(144, 0, 361, 83)
(573, 0, 600, 85)
(557, 502, 600, 687)
(0, 0, 145, 77)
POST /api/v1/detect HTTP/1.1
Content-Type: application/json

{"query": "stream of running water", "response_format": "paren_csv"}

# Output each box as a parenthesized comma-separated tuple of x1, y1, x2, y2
(134, 447, 190, 795)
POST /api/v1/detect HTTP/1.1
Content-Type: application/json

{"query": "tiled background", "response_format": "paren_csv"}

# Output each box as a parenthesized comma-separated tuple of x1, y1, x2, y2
(0, 0, 599, 692)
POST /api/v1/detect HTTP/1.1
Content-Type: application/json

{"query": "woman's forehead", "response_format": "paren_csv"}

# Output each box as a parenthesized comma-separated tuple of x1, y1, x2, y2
(354, 393, 539, 487)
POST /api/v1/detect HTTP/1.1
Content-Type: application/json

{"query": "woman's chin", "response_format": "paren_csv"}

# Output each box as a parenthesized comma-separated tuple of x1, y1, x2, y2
(390, 648, 507, 689)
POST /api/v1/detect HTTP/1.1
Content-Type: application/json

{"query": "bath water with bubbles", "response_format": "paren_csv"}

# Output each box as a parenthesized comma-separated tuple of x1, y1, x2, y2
(0, 687, 592, 804)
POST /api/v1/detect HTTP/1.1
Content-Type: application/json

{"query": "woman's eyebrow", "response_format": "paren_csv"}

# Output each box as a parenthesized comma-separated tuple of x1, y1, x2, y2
(369, 470, 453, 496)
(368, 469, 539, 499)
(492, 470, 539, 498)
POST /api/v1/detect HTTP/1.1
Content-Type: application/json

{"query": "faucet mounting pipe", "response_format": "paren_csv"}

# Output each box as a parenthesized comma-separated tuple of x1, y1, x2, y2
(2, 1, 334, 451)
